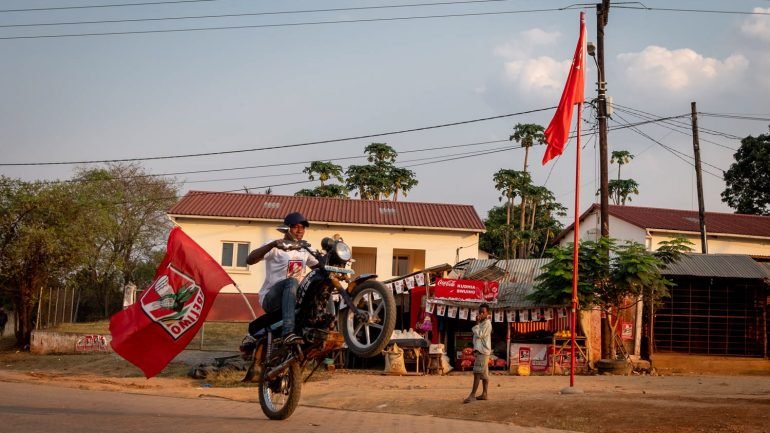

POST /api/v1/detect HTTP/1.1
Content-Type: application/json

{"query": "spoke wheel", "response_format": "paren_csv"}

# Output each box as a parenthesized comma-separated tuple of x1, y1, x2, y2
(341, 280, 396, 358)
(258, 349, 302, 420)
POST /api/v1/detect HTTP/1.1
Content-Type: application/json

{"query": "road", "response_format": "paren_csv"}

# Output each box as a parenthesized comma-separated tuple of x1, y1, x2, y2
(0, 381, 572, 433)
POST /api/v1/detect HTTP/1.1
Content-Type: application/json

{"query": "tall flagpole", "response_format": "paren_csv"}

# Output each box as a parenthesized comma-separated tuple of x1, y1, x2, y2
(570, 101, 582, 388)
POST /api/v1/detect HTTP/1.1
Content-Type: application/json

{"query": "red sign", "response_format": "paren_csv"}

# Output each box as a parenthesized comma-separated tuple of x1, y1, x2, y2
(432, 278, 498, 303)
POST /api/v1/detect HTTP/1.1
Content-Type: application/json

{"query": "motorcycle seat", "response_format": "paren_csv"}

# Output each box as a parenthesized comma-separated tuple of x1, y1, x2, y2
(248, 310, 282, 335)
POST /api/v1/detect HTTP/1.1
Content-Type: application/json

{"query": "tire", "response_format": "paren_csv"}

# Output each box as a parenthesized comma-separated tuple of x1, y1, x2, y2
(258, 349, 302, 420)
(340, 280, 396, 358)
(597, 358, 629, 375)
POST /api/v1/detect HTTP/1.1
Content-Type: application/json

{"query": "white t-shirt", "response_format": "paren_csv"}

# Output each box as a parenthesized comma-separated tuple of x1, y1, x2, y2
(258, 240, 319, 304)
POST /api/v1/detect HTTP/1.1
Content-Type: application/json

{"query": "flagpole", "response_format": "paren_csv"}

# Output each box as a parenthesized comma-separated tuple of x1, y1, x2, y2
(570, 101, 582, 388)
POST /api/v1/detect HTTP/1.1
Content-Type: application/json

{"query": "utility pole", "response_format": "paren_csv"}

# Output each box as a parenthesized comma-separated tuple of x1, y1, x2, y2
(594, 0, 612, 360)
(597, 0, 610, 238)
(691, 101, 708, 254)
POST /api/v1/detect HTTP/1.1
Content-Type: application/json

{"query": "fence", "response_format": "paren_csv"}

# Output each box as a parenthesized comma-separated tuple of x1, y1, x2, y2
(35, 287, 76, 329)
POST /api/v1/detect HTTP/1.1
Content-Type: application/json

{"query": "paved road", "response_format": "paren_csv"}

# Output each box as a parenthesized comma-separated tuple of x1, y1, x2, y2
(0, 381, 573, 433)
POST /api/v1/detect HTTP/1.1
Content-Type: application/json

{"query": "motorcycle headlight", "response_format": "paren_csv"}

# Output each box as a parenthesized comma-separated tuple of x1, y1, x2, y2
(334, 242, 352, 262)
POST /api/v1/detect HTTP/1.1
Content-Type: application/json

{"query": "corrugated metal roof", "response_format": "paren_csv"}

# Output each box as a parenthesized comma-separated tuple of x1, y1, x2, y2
(168, 191, 485, 231)
(661, 254, 770, 279)
(430, 258, 555, 309)
(554, 204, 770, 242)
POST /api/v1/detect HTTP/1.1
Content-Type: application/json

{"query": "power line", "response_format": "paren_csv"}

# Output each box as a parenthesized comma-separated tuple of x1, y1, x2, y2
(610, 111, 724, 180)
(0, 7, 572, 40)
(613, 5, 770, 16)
(0, 138, 511, 186)
(0, 108, 551, 166)
(0, 0, 528, 28)
(612, 104, 740, 151)
(0, 0, 222, 13)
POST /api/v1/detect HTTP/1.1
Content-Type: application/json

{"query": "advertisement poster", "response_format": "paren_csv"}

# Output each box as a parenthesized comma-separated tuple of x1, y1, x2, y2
(433, 278, 499, 303)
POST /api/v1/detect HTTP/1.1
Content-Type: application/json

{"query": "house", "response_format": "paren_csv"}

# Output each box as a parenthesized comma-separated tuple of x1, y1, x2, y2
(554, 204, 770, 359)
(658, 254, 770, 358)
(554, 204, 770, 258)
(167, 192, 486, 312)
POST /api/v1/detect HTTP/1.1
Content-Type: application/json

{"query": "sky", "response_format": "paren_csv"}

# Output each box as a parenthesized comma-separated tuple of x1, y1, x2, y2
(2, 0, 770, 226)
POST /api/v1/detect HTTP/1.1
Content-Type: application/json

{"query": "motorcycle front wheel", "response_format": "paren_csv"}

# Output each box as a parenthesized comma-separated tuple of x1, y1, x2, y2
(340, 279, 396, 358)
(258, 349, 302, 420)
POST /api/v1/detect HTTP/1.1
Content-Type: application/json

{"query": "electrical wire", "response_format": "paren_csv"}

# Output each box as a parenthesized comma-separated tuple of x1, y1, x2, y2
(0, 7, 574, 40)
(0, 0, 534, 28)
(0, 107, 551, 166)
(613, 5, 770, 16)
(0, 0, 222, 13)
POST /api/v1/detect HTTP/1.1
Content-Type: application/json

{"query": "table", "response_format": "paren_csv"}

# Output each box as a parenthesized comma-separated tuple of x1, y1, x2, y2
(551, 336, 588, 375)
(388, 338, 428, 375)
(427, 353, 443, 375)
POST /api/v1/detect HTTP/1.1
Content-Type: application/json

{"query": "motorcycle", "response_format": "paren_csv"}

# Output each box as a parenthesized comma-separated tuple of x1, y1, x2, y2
(240, 234, 396, 420)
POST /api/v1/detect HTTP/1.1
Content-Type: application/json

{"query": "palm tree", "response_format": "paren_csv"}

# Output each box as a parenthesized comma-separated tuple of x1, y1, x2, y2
(493, 169, 531, 259)
(610, 150, 634, 182)
(509, 123, 546, 255)
(303, 161, 344, 187)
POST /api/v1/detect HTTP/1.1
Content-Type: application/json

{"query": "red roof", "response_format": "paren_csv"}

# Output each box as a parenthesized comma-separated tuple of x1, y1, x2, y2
(168, 191, 485, 231)
(556, 204, 770, 241)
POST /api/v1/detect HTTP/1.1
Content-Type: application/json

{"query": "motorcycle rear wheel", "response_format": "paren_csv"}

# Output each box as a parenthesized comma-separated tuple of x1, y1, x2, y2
(340, 280, 396, 358)
(258, 349, 302, 420)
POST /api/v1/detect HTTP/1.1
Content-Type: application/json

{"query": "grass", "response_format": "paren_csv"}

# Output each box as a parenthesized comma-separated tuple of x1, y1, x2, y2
(46, 320, 247, 352)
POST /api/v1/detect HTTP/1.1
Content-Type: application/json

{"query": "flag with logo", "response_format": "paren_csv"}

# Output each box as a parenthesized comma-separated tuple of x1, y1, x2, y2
(542, 12, 587, 165)
(110, 227, 234, 378)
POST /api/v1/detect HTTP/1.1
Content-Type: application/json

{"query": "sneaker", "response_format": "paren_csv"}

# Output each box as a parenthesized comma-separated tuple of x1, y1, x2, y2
(281, 333, 303, 345)
(239, 335, 257, 360)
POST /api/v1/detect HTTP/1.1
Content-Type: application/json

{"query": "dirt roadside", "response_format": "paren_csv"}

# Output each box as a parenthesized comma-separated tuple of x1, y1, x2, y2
(2, 350, 770, 433)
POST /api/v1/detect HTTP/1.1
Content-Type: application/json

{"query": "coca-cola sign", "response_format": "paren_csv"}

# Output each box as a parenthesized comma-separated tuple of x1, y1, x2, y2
(433, 278, 498, 303)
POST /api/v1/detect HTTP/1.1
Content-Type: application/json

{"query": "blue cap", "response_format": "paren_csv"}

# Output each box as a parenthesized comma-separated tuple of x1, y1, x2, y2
(283, 212, 309, 227)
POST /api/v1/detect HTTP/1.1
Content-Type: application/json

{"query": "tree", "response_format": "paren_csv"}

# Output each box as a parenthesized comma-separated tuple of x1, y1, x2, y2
(604, 150, 639, 205)
(389, 166, 418, 202)
(492, 169, 531, 259)
(302, 161, 344, 187)
(71, 163, 178, 321)
(345, 143, 418, 201)
(608, 179, 640, 205)
(297, 161, 349, 198)
(530, 237, 691, 359)
(722, 128, 770, 215)
(0, 178, 93, 347)
(509, 123, 546, 255)
(610, 150, 634, 181)
(295, 184, 349, 198)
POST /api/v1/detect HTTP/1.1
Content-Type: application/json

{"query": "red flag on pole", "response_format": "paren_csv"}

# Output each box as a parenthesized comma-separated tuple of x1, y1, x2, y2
(542, 12, 587, 165)
(109, 227, 234, 378)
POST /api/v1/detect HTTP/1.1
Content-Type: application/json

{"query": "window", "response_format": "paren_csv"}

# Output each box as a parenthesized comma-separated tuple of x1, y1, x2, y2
(392, 255, 409, 276)
(391, 248, 425, 277)
(222, 242, 250, 269)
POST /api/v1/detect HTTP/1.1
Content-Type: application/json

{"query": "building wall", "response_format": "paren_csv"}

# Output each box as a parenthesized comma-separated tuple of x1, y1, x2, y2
(559, 213, 647, 246)
(560, 211, 770, 256)
(171, 216, 480, 294)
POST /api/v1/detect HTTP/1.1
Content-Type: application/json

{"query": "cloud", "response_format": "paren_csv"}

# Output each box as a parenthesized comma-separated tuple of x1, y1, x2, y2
(740, 7, 770, 42)
(616, 46, 749, 92)
(502, 56, 571, 97)
(493, 28, 561, 59)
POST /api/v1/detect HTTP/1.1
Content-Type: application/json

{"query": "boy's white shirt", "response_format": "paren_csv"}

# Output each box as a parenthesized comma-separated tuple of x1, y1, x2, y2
(258, 240, 319, 304)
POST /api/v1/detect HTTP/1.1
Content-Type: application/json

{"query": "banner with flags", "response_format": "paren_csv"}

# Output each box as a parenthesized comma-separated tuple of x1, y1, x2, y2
(109, 227, 235, 378)
(542, 11, 587, 165)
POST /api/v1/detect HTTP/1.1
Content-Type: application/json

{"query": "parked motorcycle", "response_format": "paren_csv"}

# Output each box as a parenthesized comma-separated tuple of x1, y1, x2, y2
(240, 235, 396, 420)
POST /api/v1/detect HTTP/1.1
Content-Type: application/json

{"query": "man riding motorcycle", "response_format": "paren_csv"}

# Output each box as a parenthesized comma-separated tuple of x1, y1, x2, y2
(246, 212, 319, 345)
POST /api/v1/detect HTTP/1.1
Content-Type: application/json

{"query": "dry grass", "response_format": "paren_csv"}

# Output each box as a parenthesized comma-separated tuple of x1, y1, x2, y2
(47, 320, 247, 352)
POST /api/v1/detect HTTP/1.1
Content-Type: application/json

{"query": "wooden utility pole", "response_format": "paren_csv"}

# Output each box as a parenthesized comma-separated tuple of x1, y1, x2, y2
(691, 101, 708, 253)
(597, 0, 610, 239)
(596, 0, 612, 359)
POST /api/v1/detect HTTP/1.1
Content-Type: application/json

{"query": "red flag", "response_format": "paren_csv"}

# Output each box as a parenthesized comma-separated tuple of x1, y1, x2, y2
(542, 12, 587, 165)
(109, 227, 234, 378)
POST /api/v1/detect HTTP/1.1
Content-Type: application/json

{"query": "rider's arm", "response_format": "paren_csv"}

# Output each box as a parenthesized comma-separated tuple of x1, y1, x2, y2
(246, 240, 279, 265)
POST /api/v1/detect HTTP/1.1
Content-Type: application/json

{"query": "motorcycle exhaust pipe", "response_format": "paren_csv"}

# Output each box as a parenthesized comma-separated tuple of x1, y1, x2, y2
(265, 356, 295, 381)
